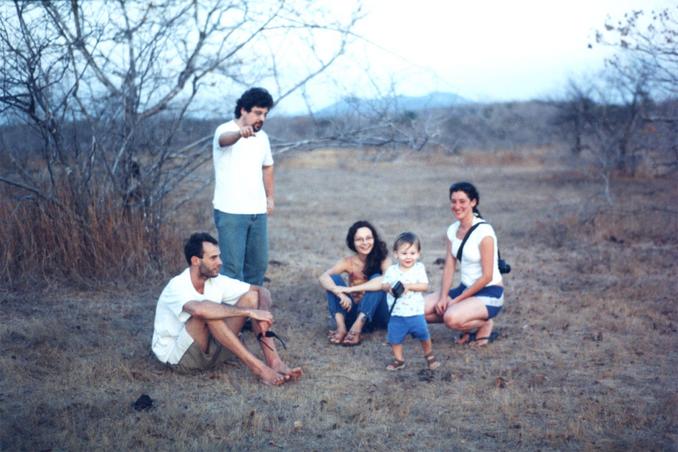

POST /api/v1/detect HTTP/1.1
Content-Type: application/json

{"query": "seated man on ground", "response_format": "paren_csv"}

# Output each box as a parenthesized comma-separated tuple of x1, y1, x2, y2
(152, 232, 302, 385)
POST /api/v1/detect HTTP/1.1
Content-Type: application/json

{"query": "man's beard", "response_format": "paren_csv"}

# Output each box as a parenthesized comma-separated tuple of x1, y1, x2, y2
(199, 263, 219, 279)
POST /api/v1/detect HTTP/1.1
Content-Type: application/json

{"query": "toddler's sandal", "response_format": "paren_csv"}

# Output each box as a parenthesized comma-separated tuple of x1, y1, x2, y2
(386, 358, 405, 371)
(424, 353, 441, 370)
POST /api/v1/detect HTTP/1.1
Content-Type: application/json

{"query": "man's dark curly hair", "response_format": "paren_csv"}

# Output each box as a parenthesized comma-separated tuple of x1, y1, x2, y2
(234, 87, 274, 118)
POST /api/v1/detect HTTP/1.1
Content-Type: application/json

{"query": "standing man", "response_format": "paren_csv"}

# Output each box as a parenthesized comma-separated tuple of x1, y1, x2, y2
(152, 232, 302, 385)
(212, 87, 275, 285)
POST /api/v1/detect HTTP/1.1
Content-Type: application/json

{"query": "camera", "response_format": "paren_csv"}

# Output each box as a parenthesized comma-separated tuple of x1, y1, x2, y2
(391, 281, 405, 299)
(498, 258, 511, 274)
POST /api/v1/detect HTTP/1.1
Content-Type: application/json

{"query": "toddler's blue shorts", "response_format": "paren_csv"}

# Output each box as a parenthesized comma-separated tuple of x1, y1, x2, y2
(387, 314, 430, 344)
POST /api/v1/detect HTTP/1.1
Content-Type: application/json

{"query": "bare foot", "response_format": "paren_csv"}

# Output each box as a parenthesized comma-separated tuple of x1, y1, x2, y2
(329, 329, 347, 345)
(269, 358, 304, 381)
(256, 365, 286, 386)
(282, 367, 304, 381)
(341, 330, 361, 346)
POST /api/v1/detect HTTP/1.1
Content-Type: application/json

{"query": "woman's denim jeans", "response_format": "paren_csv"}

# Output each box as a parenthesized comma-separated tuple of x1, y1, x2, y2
(326, 274, 389, 330)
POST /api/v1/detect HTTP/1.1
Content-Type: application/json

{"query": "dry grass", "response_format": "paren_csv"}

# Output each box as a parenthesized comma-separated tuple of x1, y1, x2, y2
(1, 147, 677, 450)
(0, 184, 182, 289)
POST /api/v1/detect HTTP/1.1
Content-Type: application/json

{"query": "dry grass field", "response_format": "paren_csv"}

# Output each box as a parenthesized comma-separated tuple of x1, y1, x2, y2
(1, 147, 677, 450)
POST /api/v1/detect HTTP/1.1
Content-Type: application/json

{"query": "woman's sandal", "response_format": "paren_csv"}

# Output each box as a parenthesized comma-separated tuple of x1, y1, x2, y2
(455, 332, 476, 345)
(386, 358, 405, 371)
(341, 330, 361, 346)
(470, 331, 499, 347)
(424, 353, 441, 370)
(329, 331, 346, 345)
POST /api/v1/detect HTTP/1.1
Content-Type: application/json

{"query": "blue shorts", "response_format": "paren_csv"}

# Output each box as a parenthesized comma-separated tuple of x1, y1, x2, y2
(449, 284, 504, 320)
(387, 315, 430, 344)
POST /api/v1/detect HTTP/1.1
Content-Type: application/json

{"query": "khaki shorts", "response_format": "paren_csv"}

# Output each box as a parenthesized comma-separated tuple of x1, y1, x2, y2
(172, 336, 235, 374)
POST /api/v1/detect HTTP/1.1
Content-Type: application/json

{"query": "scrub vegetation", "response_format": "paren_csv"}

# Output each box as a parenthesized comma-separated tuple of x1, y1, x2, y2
(2, 146, 676, 450)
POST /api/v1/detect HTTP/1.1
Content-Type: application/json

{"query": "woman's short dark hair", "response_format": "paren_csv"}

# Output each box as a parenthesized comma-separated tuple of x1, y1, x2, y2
(234, 87, 274, 118)
(345, 220, 388, 278)
(449, 181, 482, 217)
(184, 232, 218, 265)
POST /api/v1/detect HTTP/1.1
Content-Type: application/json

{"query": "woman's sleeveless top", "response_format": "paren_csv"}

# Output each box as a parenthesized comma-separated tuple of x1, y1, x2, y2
(347, 258, 367, 302)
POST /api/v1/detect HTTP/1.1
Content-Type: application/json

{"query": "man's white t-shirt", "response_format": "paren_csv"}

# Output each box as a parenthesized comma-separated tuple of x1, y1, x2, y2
(383, 262, 429, 317)
(152, 268, 250, 364)
(448, 218, 503, 287)
(212, 120, 273, 214)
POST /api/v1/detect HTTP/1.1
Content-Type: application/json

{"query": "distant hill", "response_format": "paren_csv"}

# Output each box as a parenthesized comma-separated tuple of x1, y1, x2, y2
(315, 91, 469, 118)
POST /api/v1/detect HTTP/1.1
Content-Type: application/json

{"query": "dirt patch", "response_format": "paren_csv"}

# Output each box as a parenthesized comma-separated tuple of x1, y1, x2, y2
(2, 148, 677, 450)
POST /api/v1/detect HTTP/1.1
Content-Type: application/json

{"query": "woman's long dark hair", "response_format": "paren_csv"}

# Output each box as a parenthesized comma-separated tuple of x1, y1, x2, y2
(345, 220, 388, 278)
(449, 181, 483, 218)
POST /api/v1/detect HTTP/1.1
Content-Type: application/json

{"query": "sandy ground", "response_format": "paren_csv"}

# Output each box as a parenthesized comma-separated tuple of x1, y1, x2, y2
(1, 147, 677, 450)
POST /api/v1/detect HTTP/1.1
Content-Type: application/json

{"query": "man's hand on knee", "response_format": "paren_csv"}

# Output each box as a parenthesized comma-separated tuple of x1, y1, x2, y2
(248, 308, 273, 328)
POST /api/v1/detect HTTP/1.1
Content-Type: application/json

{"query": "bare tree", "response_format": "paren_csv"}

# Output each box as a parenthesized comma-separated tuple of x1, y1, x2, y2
(596, 7, 678, 101)
(557, 71, 656, 203)
(596, 7, 677, 172)
(0, 0, 361, 243)
(556, 6, 677, 203)
(267, 76, 455, 158)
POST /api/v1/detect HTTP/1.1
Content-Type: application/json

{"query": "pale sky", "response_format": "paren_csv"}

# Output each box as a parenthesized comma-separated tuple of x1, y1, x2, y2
(275, 0, 674, 114)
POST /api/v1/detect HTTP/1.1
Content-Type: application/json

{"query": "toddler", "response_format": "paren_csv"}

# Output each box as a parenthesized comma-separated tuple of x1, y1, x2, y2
(382, 232, 440, 371)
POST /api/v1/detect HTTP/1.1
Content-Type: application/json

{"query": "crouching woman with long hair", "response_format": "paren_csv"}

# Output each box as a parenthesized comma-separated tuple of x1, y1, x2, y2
(424, 182, 505, 346)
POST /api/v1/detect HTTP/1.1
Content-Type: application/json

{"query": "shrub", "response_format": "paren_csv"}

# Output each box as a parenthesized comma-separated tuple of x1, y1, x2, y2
(0, 184, 182, 289)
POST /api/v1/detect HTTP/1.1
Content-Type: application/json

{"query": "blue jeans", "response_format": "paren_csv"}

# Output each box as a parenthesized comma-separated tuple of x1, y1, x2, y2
(214, 210, 268, 285)
(326, 274, 389, 331)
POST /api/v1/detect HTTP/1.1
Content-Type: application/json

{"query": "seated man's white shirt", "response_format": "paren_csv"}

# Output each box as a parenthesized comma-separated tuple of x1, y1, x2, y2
(152, 268, 250, 364)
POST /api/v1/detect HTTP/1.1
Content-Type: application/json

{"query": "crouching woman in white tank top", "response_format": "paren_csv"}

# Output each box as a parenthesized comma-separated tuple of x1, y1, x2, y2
(424, 181, 504, 346)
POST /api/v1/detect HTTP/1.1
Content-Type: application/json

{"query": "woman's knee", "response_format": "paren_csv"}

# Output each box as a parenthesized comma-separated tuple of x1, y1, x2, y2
(360, 292, 385, 316)
(330, 274, 345, 286)
(360, 289, 383, 305)
(443, 311, 464, 329)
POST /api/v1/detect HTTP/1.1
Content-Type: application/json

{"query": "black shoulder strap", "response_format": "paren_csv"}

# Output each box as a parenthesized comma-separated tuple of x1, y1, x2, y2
(389, 297, 397, 316)
(388, 281, 404, 316)
(456, 222, 486, 262)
